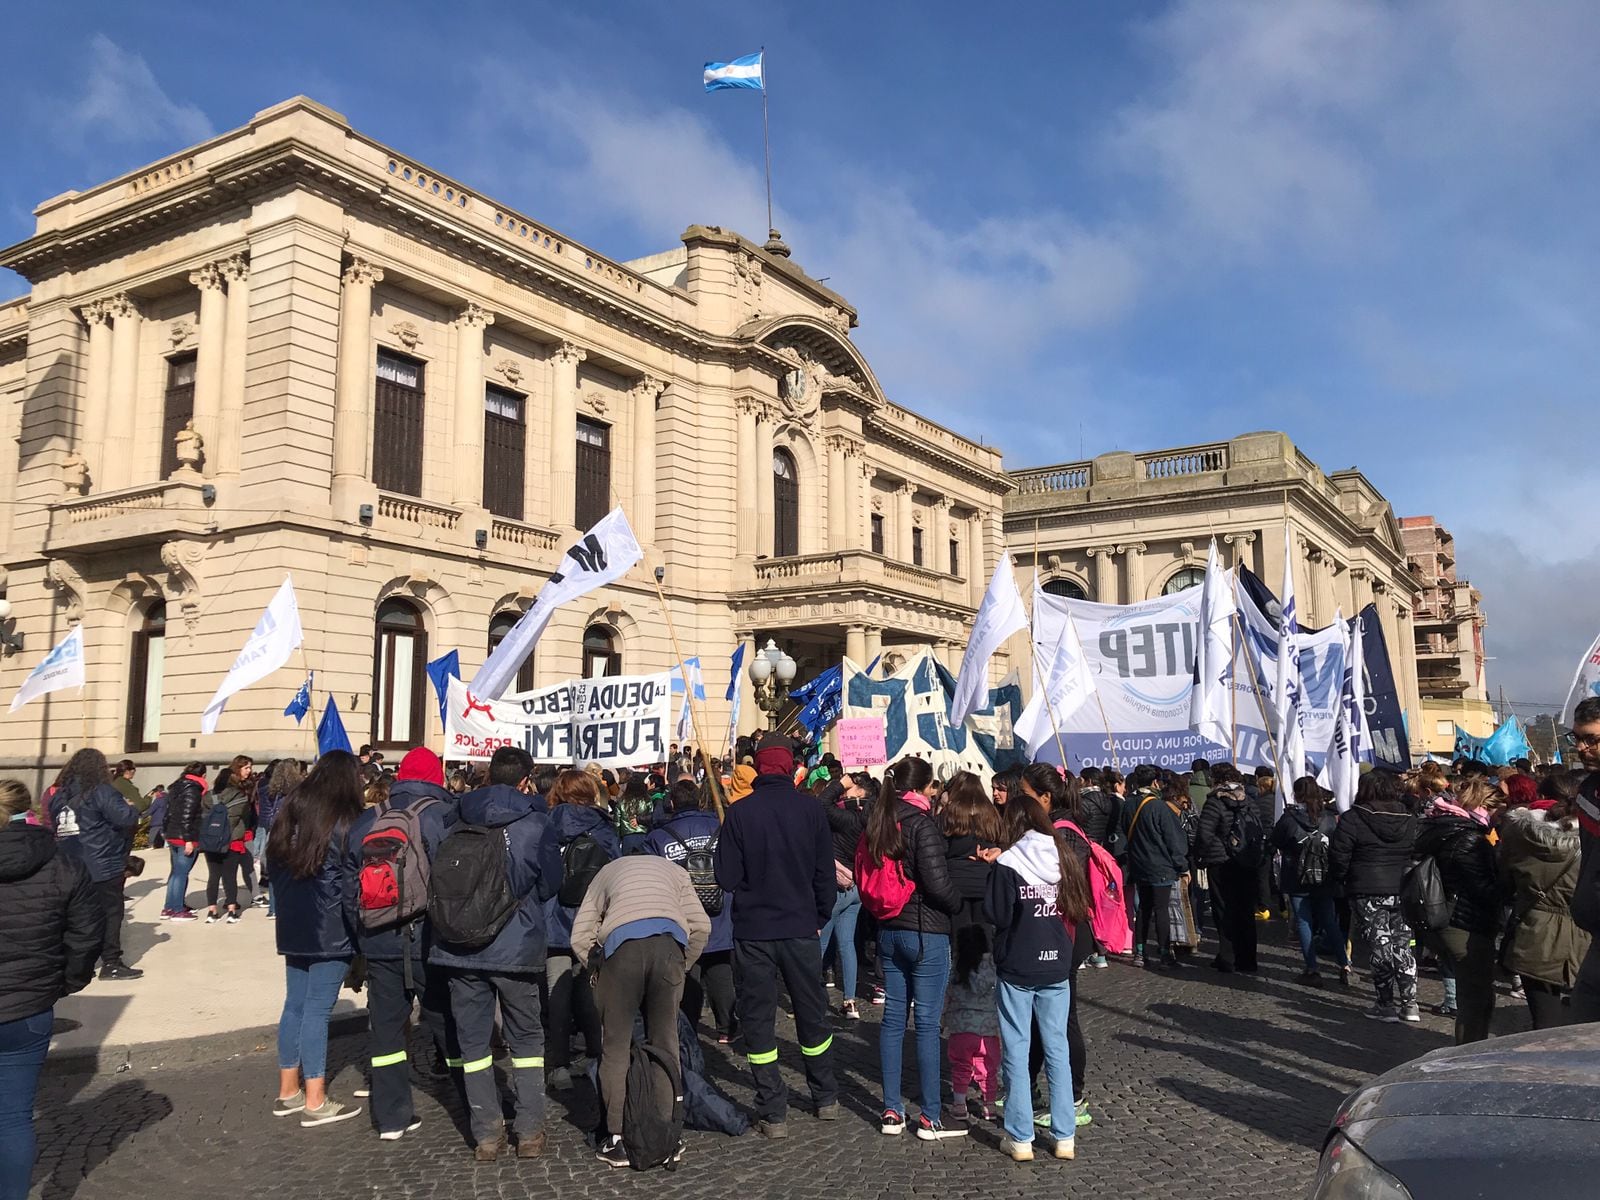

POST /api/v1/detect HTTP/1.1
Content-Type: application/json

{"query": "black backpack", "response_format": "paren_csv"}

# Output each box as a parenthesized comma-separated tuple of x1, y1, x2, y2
(428, 824, 517, 948)
(621, 1041, 684, 1171)
(559, 832, 609, 908)
(1400, 854, 1451, 932)
(669, 830, 723, 916)
(1224, 802, 1267, 869)
(1297, 827, 1331, 889)
(197, 799, 234, 854)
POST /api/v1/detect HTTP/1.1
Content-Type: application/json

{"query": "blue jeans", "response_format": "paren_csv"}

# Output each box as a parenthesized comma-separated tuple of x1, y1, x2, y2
(278, 957, 348, 1082)
(877, 929, 950, 1121)
(165, 844, 197, 912)
(0, 1008, 52, 1200)
(997, 978, 1074, 1145)
(1289, 891, 1349, 971)
(820, 888, 861, 1001)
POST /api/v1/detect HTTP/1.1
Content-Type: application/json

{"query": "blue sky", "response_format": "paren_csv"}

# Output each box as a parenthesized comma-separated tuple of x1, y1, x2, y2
(5, 0, 1598, 711)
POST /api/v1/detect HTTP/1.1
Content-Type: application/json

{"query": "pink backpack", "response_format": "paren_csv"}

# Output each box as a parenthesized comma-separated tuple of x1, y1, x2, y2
(854, 830, 916, 920)
(1054, 818, 1132, 956)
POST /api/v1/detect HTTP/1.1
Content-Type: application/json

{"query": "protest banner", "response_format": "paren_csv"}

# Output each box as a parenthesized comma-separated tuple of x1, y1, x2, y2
(446, 671, 672, 766)
(446, 676, 574, 762)
(836, 716, 888, 766)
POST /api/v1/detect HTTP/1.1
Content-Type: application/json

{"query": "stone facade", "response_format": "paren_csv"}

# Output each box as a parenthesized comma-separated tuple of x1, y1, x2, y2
(0, 97, 1008, 779)
(1399, 515, 1493, 754)
(1005, 431, 1426, 761)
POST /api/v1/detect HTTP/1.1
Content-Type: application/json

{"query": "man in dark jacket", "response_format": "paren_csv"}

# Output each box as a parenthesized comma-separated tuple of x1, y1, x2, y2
(714, 734, 839, 1136)
(353, 746, 458, 1140)
(1194, 764, 1263, 974)
(1564, 698, 1600, 1021)
(431, 747, 555, 1161)
(1124, 765, 1189, 969)
(51, 752, 141, 979)
(645, 779, 735, 1037)
(160, 764, 208, 921)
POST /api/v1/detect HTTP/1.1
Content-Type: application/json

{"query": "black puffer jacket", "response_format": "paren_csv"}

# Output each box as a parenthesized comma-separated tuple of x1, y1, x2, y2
(879, 800, 962, 937)
(1329, 802, 1418, 897)
(161, 774, 207, 846)
(943, 832, 995, 934)
(821, 785, 867, 868)
(1415, 814, 1502, 935)
(1194, 785, 1254, 869)
(1078, 788, 1124, 852)
(1272, 806, 1337, 897)
(0, 822, 102, 1022)
(50, 780, 138, 883)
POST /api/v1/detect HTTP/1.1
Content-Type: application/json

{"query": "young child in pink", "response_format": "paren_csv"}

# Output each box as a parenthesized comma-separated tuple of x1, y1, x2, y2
(944, 924, 1000, 1121)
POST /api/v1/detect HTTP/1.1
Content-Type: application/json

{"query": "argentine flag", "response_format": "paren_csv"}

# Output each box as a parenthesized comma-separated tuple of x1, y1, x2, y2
(704, 52, 764, 92)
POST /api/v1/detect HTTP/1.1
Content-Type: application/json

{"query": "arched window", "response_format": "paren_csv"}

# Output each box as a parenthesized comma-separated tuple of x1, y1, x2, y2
(1042, 578, 1087, 601)
(373, 598, 428, 749)
(1164, 566, 1207, 595)
(773, 448, 799, 557)
(488, 610, 535, 694)
(126, 602, 165, 752)
(583, 624, 621, 679)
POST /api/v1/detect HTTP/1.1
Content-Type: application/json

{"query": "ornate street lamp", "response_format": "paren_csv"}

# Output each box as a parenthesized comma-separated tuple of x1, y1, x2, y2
(748, 638, 798, 730)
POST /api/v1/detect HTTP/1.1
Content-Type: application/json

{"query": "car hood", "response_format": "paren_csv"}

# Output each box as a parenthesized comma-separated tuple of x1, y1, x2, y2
(1336, 1027, 1600, 1126)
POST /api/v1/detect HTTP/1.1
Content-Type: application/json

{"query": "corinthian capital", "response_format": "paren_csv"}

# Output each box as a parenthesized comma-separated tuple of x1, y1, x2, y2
(220, 254, 250, 284)
(104, 293, 140, 321)
(455, 301, 494, 330)
(81, 300, 114, 328)
(189, 262, 226, 291)
(552, 341, 587, 367)
(630, 374, 665, 401)
(342, 257, 384, 288)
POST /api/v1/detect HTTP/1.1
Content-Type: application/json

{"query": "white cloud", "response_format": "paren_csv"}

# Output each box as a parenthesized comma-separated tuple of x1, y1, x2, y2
(57, 35, 213, 149)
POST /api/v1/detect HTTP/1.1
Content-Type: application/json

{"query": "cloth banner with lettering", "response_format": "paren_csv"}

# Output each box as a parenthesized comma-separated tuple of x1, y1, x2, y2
(446, 672, 673, 766)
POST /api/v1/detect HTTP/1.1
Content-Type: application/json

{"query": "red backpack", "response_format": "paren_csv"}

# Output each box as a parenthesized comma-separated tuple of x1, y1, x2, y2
(1054, 818, 1132, 955)
(358, 799, 439, 931)
(854, 829, 916, 920)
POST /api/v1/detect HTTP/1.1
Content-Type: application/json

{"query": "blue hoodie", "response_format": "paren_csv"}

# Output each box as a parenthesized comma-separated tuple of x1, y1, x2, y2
(536, 803, 621, 952)
(353, 779, 457, 962)
(428, 784, 552, 974)
(644, 809, 734, 954)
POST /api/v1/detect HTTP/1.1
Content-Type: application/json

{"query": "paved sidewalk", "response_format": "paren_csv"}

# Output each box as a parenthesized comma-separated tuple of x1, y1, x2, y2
(51, 847, 365, 1065)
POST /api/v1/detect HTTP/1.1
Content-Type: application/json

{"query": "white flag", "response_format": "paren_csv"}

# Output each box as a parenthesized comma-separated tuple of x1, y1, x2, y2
(9, 624, 85, 712)
(202, 576, 304, 734)
(674, 656, 704, 743)
(949, 550, 1028, 726)
(1188, 540, 1236, 749)
(1562, 630, 1600, 726)
(471, 508, 643, 700)
(1272, 523, 1307, 817)
(1318, 610, 1370, 811)
(1016, 576, 1100, 757)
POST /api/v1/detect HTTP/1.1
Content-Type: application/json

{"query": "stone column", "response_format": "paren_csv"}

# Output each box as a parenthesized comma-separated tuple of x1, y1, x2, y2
(332, 258, 383, 487)
(826, 435, 849, 551)
(845, 623, 867, 667)
(1352, 567, 1377, 615)
(216, 255, 250, 479)
(863, 626, 883, 673)
(450, 302, 494, 508)
(1091, 546, 1118, 604)
(1225, 531, 1257, 572)
(188, 263, 227, 476)
(631, 376, 662, 543)
(100, 294, 142, 491)
(549, 341, 585, 529)
(895, 482, 914, 562)
(80, 302, 114, 488)
(967, 513, 985, 606)
(754, 405, 775, 555)
(1119, 541, 1146, 603)
(735, 398, 758, 557)
(858, 461, 876, 552)
(932, 497, 954, 575)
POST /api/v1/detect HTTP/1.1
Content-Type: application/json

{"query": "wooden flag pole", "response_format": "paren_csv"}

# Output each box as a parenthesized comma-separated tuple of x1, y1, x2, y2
(652, 567, 726, 821)
(1029, 519, 1074, 770)
(1232, 609, 1280, 767)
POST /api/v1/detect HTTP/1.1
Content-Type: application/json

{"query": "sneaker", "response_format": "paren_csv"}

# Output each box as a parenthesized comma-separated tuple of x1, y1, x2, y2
(267, 912, 277, 920)
(300, 1099, 362, 1128)
(516, 1131, 547, 1158)
(596, 1134, 629, 1168)
(1089, 954, 1108, 969)
(1400, 1003, 1422, 1023)
(1433, 1002, 1458, 1016)
(918, 1114, 968, 1140)
(871, 986, 886, 1006)
(1339, 965, 1353, 988)
(378, 1119, 422, 1141)
(880, 1109, 906, 1136)
(254, 894, 271, 908)
(1034, 1110, 1051, 1129)
(977, 1100, 992, 1123)
(1509, 985, 1526, 1001)
(1364, 1004, 1400, 1023)
(226, 910, 241, 924)
(474, 1131, 505, 1161)
(159, 908, 173, 921)
(1254, 909, 1273, 921)
(816, 1102, 841, 1121)
(1130, 954, 1145, 968)
(842, 1000, 861, 1020)
(716, 1033, 732, 1045)
(205, 911, 221, 924)
(353, 1086, 371, 1098)
(1001, 1136, 1034, 1162)
(1075, 1100, 1093, 1127)
(169, 909, 199, 923)
(671, 1139, 686, 1164)
(1297, 969, 1322, 985)
(1160, 954, 1183, 971)
(1052, 1135, 1076, 1160)
(757, 1119, 787, 1139)
(272, 1091, 305, 1117)
(99, 963, 143, 981)
(548, 1066, 573, 1091)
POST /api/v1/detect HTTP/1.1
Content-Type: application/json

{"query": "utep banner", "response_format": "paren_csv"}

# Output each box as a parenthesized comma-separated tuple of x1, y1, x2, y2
(446, 672, 672, 765)
(841, 647, 1025, 781)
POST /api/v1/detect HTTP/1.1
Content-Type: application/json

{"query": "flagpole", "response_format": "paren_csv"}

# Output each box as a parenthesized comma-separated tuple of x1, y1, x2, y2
(760, 47, 774, 236)
(1029, 519, 1073, 771)
(652, 568, 727, 820)
(1232, 610, 1279, 767)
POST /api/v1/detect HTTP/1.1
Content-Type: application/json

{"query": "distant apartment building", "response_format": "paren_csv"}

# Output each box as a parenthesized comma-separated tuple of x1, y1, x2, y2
(1399, 515, 1492, 755)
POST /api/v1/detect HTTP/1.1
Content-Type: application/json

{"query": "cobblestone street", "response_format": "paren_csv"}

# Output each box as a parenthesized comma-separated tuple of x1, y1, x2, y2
(31, 925, 1517, 1200)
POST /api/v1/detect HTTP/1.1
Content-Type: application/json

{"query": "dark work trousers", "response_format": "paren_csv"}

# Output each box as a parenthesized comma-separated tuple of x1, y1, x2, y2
(204, 850, 246, 911)
(682, 949, 735, 1036)
(1257, 859, 1276, 911)
(1211, 865, 1259, 971)
(93, 877, 126, 968)
(1135, 882, 1173, 958)
(1437, 926, 1496, 1044)
(366, 946, 455, 1134)
(596, 935, 687, 1138)
(1525, 978, 1572, 1030)
(734, 937, 839, 1122)
(544, 950, 602, 1070)
(448, 970, 545, 1145)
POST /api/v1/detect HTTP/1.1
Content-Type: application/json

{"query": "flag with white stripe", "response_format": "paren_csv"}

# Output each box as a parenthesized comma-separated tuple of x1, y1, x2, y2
(704, 52, 764, 92)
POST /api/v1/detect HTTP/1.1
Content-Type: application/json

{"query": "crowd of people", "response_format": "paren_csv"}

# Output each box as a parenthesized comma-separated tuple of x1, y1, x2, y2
(3, 696, 1599, 1187)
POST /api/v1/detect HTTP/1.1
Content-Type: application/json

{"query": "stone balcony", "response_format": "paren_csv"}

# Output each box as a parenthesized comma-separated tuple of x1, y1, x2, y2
(370, 491, 560, 558)
(736, 548, 972, 610)
(45, 476, 214, 552)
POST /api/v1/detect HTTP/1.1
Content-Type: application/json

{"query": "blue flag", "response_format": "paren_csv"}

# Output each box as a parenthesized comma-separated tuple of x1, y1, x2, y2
(426, 651, 460, 730)
(704, 52, 763, 92)
(727, 642, 746, 702)
(317, 695, 353, 757)
(283, 672, 313, 725)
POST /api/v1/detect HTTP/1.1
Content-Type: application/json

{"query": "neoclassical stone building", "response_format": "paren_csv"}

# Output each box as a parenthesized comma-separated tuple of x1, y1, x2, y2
(0, 97, 1008, 775)
(1005, 431, 1426, 760)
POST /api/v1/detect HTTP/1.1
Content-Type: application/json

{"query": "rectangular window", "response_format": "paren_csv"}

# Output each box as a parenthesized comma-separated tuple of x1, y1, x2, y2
(575, 417, 611, 530)
(950, 538, 960, 577)
(373, 350, 425, 496)
(1435, 720, 1453, 736)
(160, 353, 197, 478)
(911, 527, 924, 568)
(483, 384, 526, 520)
(870, 513, 885, 556)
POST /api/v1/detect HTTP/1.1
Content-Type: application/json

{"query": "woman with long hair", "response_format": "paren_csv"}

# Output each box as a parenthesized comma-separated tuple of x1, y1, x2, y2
(258, 759, 305, 919)
(1501, 770, 1591, 1028)
(1330, 769, 1420, 1021)
(938, 770, 1004, 935)
(859, 756, 964, 1139)
(202, 759, 258, 924)
(48, 747, 140, 979)
(267, 750, 364, 1126)
(1416, 776, 1504, 1043)
(984, 792, 1091, 1161)
(1274, 777, 1349, 985)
